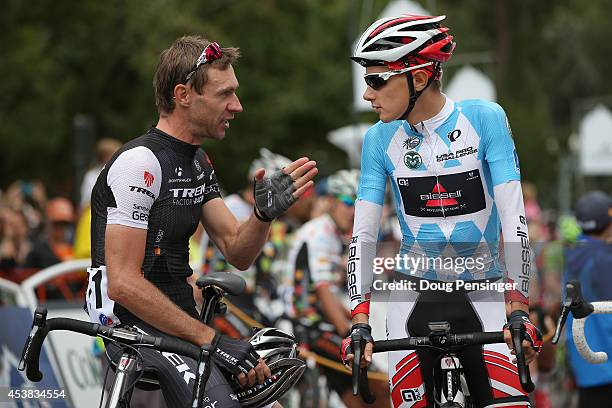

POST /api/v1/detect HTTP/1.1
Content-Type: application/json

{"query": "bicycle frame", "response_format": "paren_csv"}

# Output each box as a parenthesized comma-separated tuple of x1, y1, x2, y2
(18, 274, 235, 408)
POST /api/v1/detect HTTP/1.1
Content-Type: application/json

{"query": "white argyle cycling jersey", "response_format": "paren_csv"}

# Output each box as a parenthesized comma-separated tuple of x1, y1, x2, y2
(348, 96, 531, 315)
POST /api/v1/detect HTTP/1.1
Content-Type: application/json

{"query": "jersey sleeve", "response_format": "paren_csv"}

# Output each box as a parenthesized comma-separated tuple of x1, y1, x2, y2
(494, 181, 531, 304)
(358, 126, 388, 205)
(347, 199, 383, 317)
(199, 152, 221, 203)
(307, 230, 341, 288)
(481, 103, 521, 186)
(106, 146, 162, 229)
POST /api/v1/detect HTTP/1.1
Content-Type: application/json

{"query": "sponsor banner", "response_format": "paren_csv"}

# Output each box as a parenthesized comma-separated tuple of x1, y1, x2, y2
(45, 307, 103, 407)
(396, 169, 486, 217)
(0, 306, 69, 407)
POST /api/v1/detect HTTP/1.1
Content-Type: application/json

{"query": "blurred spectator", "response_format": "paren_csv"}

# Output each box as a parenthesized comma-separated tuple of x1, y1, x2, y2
(4, 180, 47, 234)
(522, 181, 542, 222)
(79, 138, 122, 209)
(564, 191, 612, 407)
(24, 197, 75, 268)
(73, 138, 122, 259)
(0, 208, 31, 273)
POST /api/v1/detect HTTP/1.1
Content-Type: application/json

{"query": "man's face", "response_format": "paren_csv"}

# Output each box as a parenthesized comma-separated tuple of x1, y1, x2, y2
(189, 65, 243, 140)
(362, 66, 410, 123)
(330, 196, 355, 234)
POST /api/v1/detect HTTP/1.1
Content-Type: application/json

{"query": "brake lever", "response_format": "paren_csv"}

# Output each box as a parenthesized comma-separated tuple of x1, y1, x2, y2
(552, 281, 594, 344)
(351, 332, 376, 403)
(510, 322, 535, 393)
(18, 306, 48, 371)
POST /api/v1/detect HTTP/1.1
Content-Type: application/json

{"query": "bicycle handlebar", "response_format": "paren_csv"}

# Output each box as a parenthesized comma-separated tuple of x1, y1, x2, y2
(352, 328, 534, 402)
(572, 301, 612, 363)
(19, 306, 202, 382)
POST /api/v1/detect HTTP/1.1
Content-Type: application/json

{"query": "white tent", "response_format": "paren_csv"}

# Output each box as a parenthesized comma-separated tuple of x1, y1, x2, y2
(579, 104, 612, 175)
(444, 65, 496, 102)
(327, 123, 374, 168)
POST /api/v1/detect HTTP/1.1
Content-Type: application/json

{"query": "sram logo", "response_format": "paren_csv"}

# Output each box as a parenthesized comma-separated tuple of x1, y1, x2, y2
(170, 184, 207, 198)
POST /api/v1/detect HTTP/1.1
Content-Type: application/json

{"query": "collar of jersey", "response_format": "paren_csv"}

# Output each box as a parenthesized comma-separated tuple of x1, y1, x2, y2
(149, 127, 200, 157)
(405, 94, 455, 136)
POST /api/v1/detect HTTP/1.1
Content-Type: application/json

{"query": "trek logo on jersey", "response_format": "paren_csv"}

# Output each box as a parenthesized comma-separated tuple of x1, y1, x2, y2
(143, 171, 154, 187)
(447, 129, 462, 142)
(170, 184, 207, 205)
(401, 388, 422, 402)
(396, 170, 486, 217)
(436, 146, 478, 162)
(129, 185, 156, 199)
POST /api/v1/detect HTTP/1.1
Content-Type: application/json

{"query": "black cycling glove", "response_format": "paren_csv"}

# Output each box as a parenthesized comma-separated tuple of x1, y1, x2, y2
(253, 169, 296, 222)
(211, 334, 260, 376)
(341, 323, 373, 366)
(504, 310, 543, 353)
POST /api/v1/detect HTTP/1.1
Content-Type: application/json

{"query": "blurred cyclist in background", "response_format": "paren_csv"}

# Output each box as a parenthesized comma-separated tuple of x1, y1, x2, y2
(199, 148, 298, 336)
(564, 191, 612, 407)
(24, 197, 75, 268)
(288, 169, 389, 407)
(343, 14, 541, 407)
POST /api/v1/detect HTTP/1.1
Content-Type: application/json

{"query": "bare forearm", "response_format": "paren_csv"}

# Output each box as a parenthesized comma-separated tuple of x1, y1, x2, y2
(224, 213, 271, 270)
(112, 276, 215, 346)
(318, 286, 350, 335)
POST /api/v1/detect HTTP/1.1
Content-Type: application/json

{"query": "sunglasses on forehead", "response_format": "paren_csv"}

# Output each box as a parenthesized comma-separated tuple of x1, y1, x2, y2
(363, 61, 433, 90)
(184, 42, 223, 83)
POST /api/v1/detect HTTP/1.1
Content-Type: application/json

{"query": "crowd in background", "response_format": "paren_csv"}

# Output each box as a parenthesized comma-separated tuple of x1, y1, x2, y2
(0, 140, 610, 408)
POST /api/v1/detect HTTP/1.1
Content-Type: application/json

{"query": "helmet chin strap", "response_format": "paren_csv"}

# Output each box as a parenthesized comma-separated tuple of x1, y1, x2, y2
(398, 71, 435, 121)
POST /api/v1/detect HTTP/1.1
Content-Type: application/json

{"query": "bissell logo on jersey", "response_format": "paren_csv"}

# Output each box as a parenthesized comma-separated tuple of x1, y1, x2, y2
(144, 171, 154, 187)
(420, 183, 462, 206)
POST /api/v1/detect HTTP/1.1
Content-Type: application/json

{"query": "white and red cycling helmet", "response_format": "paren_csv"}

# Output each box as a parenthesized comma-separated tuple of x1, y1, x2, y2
(352, 14, 456, 118)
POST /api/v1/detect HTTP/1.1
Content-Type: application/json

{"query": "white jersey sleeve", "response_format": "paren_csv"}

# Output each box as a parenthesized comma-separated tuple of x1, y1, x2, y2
(494, 181, 531, 303)
(348, 200, 383, 316)
(106, 146, 162, 229)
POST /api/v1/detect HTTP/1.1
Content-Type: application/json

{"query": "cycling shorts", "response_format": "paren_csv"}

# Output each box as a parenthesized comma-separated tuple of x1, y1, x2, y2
(386, 280, 531, 408)
(105, 321, 240, 408)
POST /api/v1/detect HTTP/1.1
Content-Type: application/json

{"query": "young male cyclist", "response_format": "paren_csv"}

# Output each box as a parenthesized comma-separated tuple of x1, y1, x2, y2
(342, 15, 542, 407)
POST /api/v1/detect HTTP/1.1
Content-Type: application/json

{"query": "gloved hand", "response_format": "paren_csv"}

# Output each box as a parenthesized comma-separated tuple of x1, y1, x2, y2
(212, 334, 260, 377)
(504, 310, 543, 354)
(341, 323, 374, 367)
(253, 169, 296, 222)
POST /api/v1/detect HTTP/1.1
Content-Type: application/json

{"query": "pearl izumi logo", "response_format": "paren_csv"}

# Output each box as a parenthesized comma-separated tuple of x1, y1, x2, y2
(447, 129, 462, 142)
(404, 151, 422, 169)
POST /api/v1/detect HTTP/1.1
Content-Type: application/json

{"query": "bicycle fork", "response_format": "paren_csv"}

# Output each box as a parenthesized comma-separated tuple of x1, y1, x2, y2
(439, 355, 467, 407)
(106, 349, 141, 408)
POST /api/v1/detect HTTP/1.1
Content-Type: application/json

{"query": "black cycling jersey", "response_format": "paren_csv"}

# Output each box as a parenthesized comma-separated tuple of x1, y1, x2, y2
(86, 127, 220, 327)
